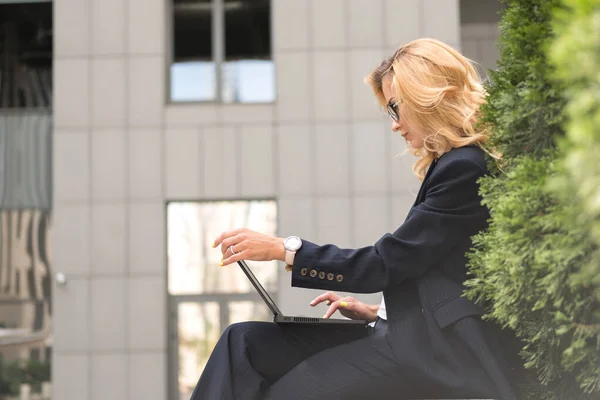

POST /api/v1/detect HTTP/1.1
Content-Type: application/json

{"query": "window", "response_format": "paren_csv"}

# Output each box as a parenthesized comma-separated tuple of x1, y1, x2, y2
(170, 0, 275, 103)
(0, 2, 52, 109)
(167, 200, 277, 400)
(0, 2, 53, 393)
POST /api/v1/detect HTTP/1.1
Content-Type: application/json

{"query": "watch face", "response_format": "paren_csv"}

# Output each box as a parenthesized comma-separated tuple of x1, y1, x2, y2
(285, 236, 302, 251)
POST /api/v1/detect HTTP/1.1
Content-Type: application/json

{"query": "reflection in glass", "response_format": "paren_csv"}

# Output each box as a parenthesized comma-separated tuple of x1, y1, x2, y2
(167, 200, 278, 295)
(171, 62, 216, 102)
(171, 0, 215, 101)
(222, 60, 275, 103)
(178, 302, 220, 400)
(223, 0, 274, 103)
(229, 301, 271, 325)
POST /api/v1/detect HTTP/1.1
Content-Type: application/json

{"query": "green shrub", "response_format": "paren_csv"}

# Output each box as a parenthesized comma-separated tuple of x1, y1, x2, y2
(467, 152, 598, 398)
(550, 0, 600, 301)
(479, 0, 565, 160)
(549, 0, 600, 394)
(465, 0, 599, 398)
(0, 357, 50, 396)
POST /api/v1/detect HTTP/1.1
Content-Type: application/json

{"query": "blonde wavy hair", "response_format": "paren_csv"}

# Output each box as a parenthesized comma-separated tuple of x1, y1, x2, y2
(365, 38, 496, 180)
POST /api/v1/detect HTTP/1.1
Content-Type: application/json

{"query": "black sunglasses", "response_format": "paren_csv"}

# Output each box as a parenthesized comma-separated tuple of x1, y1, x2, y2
(387, 100, 400, 122)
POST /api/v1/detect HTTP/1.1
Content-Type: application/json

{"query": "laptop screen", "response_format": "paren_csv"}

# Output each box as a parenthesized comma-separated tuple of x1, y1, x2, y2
(237, 260, 283, 316)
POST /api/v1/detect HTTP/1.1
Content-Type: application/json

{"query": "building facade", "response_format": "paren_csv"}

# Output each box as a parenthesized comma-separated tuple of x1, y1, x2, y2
(48, 0, 501, 399)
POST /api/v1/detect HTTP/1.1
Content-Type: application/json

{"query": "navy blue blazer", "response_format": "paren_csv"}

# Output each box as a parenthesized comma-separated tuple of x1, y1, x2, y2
(291, 145, 489, 330)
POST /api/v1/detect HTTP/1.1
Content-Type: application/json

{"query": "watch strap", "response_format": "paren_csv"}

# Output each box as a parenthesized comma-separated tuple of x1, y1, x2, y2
(284, 250, 296, 266)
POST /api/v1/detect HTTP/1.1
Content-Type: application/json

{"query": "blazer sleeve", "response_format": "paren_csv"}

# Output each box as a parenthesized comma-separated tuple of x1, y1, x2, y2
(290, 157, 488, 294)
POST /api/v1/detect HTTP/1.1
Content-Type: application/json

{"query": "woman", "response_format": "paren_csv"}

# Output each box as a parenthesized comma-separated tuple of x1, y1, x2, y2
(191, 38, 522, 400)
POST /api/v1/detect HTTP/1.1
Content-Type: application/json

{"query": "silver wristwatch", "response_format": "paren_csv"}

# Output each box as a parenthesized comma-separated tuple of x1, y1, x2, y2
(283, 236, 302, 266)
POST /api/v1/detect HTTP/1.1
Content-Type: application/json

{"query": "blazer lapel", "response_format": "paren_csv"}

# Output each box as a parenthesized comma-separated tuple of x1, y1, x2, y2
(412, 158, 438, 207)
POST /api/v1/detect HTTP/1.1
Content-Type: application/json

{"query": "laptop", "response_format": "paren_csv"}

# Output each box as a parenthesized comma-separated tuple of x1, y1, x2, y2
(237, 260, 369, 327)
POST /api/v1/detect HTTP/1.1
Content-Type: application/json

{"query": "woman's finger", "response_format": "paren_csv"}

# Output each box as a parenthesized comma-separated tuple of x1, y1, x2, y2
(310, 292, 339, 307)
(223, 244, 239, 260)
(213, 228, 243, 249)
(309, 292, 339, 307)
(212, 231, 229, 248)
(322, 301, 340, 319)
(221, 236, 248, 258)
(220, 249, 249, 267)
(323, 300, 354, 319)
(220, 234, 245, 256)
(309, 292, 334, 307)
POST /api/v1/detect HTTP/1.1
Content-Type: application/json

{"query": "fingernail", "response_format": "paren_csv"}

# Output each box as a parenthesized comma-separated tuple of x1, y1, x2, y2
(219, 261, 223, 266)
(212, 243, 216, 248)
(322, 314, 328, 319)
(326, 301, 332, 306)
(340, 301, 348, 307)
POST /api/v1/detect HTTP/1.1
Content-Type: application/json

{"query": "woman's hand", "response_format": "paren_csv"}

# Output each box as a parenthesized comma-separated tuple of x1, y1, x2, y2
(310, 292, 379, 322)
(213, 228, 286, 267)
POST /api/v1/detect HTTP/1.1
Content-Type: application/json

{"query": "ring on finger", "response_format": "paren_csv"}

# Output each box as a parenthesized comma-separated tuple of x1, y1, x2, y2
(229, 245, 237, 255)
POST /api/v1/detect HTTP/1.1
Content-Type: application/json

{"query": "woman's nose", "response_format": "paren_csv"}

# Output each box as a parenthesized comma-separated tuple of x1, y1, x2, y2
(391, 120, 402, 132)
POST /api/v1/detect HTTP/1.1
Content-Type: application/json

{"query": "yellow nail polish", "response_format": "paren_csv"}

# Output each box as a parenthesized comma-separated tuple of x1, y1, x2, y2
(219, 261, 223, 266)
(322, 314, 328, 318)
(212, 243, 216, 248)
(340, 301, 348, 307)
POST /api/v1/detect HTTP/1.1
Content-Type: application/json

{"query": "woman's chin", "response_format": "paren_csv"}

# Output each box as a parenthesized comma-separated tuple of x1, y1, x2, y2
(406, 140, 424, 150)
